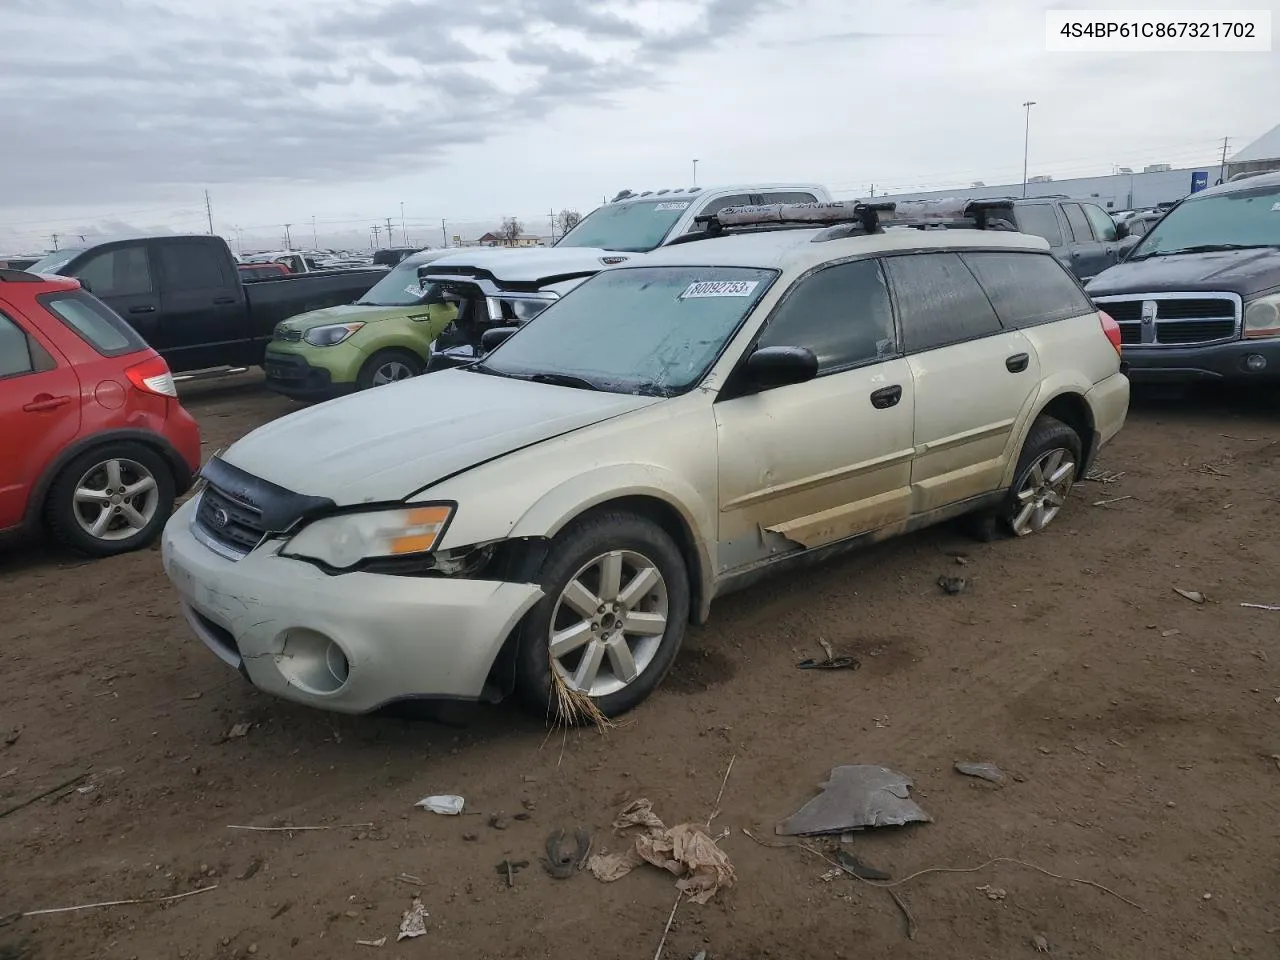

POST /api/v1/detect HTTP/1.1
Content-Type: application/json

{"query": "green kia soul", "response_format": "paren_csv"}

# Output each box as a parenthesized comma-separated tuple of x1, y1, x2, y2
(262, 250, 458, 401)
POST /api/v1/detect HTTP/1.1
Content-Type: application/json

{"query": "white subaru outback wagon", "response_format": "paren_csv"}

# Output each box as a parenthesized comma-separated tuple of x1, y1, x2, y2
(162, 200, 1130, 720)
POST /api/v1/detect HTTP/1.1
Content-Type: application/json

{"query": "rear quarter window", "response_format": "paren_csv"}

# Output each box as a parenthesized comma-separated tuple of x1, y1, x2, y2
(960, 251, 1095, 328)
(1013, 204, 1064, 247)
(38, 290, 148, 357)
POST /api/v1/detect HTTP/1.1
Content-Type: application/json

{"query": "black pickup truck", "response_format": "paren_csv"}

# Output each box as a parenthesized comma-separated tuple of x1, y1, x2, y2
(26, 236, 384, 374)
(1087, 171, 1280, 385)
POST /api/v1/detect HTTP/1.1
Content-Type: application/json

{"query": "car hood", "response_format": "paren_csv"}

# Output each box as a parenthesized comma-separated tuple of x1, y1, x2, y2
(1088, 247, 1280, 300)
(423, 246, 636, 285)
(217, 369, 662, 503)
(275, 302, 429, 332)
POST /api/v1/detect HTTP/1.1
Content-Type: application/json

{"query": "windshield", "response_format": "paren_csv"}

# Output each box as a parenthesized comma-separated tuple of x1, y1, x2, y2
(356, 258, 436, 306)
(480, 266, 776, 395)
(26, 249, 83, 274)
(1130, 184, 1280, 258)
(555, 199, 695, 252)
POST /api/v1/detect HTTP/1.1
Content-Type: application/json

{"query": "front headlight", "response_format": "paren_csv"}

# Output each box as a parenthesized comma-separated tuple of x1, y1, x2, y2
(303, 321, 366, 346)
(281, 504, 454, 569)
(1243, 294, 1280, 339)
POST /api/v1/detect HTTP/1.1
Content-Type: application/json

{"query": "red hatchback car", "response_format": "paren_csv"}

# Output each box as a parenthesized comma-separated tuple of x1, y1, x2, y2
(0, 269, 201, 556)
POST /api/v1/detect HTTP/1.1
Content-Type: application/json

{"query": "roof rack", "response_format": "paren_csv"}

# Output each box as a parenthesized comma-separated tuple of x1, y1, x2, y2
(672, 197, 1017, 245)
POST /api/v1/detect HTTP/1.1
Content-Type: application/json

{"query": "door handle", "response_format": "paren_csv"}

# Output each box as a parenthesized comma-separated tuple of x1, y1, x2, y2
(870, 385, 902, 409)
(212, 296, 236, 305)
(128, 305, 156, 314)
(1006, 353, 1029, 373)
(23, 394, 72, 412)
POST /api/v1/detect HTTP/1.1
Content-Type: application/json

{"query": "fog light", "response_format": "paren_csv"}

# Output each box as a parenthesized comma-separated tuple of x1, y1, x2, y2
(1244, 353, 1267, 372)
(277, 628, 351, 694)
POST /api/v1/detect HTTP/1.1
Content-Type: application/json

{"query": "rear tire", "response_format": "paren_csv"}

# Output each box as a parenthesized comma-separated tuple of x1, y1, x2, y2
(513, 511, 690, 723)
(356, 349, 424, 390)
(45, 442, 176, 558)
(964, 416, 1083, 541)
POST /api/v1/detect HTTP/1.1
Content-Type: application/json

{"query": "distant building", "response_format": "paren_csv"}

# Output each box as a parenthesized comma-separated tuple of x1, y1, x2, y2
(476, 232, 546, 248)
(877, 164, 1224, 212)
(876, 124, 1279, 211)
(1227, 123, 1280, 180)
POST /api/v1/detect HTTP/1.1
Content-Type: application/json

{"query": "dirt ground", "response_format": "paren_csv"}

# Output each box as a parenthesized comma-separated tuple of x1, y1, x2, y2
(2, 373, 1279, 960)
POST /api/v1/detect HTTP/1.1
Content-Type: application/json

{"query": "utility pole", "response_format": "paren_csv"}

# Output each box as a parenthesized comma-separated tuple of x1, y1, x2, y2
(204, 189, 214, 234)
(283, 223, 293, 249)
(1021, 100, 1036, 198)
(1219, 136, 1231, 183)
(400, 202, 407, 246)
(441, 219, 447, 247)
(869, 184, 875, 197)
(384, 218, 394, 247)
(232, 225, 243, 256)
(548, 207, 557, 244)
(51, 233, 59, 251)
(692, 158, 699, 186)
(311, 216, 318, 249)
(372, 223, 381, 247)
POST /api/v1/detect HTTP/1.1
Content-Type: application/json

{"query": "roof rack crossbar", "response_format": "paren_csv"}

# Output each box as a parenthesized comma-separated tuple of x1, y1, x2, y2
(690, 197, 1017, 239)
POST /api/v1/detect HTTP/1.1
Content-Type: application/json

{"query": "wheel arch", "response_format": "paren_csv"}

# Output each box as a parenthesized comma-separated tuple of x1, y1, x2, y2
(506, 480, 714, 626)
(24, 429, 195, 532)
(1036, 390, 1096, 475)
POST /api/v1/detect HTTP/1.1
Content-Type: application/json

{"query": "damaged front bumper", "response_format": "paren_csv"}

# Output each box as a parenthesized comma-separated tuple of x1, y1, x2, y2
(160, 498, 544, 714)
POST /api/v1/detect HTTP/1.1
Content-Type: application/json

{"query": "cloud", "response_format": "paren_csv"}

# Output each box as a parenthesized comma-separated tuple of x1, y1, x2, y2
(0, 0, 781, 211)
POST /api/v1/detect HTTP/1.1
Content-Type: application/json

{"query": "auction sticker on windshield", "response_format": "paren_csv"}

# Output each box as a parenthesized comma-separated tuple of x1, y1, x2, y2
(679, 280, 760, 299)
(655, 202, 691, 211)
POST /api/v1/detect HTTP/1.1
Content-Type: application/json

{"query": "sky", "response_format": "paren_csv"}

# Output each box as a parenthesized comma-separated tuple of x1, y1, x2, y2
(2, 0, 1277, 254)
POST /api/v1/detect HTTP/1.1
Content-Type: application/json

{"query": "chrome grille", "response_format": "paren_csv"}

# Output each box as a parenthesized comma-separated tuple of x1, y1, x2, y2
(1093, 293, 1241, 347)
(193, 485, 266, 559)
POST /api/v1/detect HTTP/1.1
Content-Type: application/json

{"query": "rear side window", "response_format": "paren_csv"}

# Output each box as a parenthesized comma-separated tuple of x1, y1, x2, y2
(962, 252, 1095, 328)
(883, 253, 1002, 353)
(759, 259, 897, 372)
(38, 290, 148, 357)
(1082, 203, 1118, 242)
(1061, 203, 1094, 242)
(1014, 205, 1064, 247)
(0, 312, 34, 378)
(76, 245, 153, 297)
(159, 243, 230, 289)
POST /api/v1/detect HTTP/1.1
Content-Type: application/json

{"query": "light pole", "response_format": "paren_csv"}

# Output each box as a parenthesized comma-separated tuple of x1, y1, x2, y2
(283, 223, 293, 249)
(400, 202, 407, 246)
(692, 159, 699, 186)
(1021, 101, 1036, 199)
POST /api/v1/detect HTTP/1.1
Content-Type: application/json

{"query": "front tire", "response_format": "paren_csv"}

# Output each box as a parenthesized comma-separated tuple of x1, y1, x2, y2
(967, 416, 1082, 541)
(356, 349, 424, 390)
(45, 442, 176, 557)
(514, 511, 690, 722)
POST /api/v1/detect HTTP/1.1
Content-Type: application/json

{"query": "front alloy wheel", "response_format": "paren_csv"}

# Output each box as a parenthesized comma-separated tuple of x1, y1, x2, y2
(549, 549, 669, 697)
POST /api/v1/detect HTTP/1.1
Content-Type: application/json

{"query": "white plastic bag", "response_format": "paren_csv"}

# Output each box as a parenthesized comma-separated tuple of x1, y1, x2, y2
(415, 794, 465, 815)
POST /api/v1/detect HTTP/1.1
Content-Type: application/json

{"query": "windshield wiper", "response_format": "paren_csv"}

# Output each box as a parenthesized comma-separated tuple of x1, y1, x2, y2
(1131, 242, 1279, 261)
(465, 361, 515, 379)
(527, 372, 600, 391)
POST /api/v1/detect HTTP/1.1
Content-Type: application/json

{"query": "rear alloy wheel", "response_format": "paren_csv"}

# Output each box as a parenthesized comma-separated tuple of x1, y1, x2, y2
(514, 511, 690, 721)
(1009, 446, 1076, 536)
(357, 349, 423, 389)
(46, 442, 176, 557)
(966, 415, 1083, 541)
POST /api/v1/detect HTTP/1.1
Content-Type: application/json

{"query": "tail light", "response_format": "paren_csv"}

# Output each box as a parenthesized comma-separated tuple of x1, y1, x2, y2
(125, 355, 178, 397)
(1098, 310, 1123, 356)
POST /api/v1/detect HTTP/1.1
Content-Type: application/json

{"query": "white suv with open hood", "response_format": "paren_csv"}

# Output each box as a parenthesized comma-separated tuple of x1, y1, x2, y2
(421, 184, 832, 368)
(162, 198, 1129, 721)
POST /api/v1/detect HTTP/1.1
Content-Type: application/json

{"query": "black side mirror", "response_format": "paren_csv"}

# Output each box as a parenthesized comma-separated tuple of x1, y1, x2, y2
(76, 277, 93, 293)
(1114, 221, 1130, 240)
(480, 326, 519, 352)
(745, 345, 818, 390)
